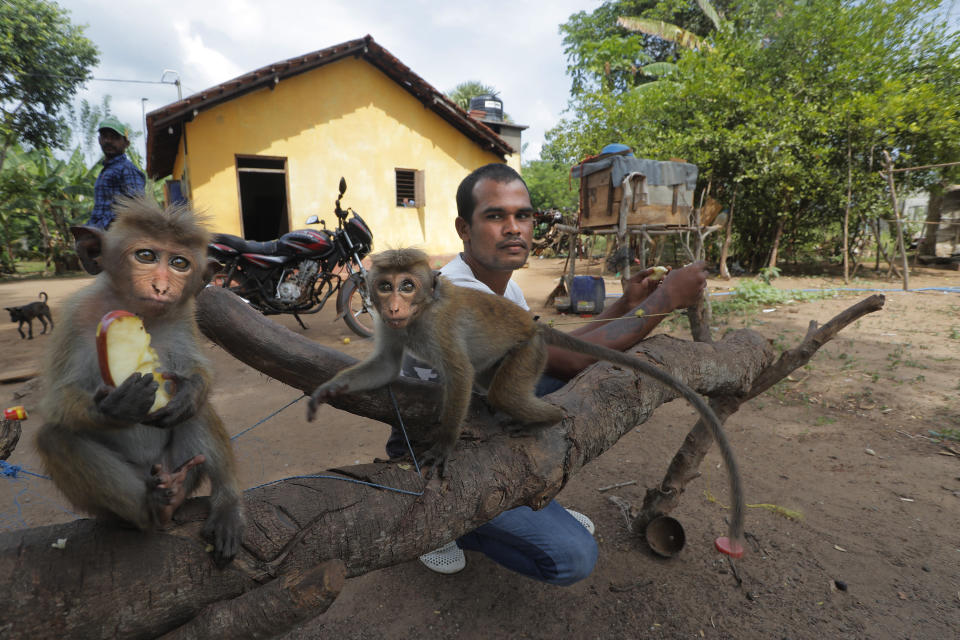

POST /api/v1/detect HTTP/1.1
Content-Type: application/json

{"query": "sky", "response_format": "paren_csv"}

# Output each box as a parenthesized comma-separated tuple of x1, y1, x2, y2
(62, 0, 600, 164)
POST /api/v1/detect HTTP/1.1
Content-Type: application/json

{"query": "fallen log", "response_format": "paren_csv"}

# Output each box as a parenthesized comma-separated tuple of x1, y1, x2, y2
(636, 295, 886, 532)
(0, 286, 774, 639)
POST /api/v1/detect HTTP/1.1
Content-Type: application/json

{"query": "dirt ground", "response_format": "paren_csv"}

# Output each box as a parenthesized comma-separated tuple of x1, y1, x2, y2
(2, 257, 959, 639)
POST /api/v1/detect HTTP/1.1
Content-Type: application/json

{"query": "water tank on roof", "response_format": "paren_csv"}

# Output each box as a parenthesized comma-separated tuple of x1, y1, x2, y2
(469, 94, 503, 122)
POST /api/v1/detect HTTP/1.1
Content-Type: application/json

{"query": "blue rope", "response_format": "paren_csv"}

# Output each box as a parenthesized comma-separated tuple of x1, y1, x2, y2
(602, 285, 960, 299)
(247, 473, 423, 497)
(237, 385, 425, 497)
(388, 385, 423, 477)
(707, 285, 960, 297)
(230, 395, 305, 440)
(0, 460, 50, 480)
(1, 387, 423, 530)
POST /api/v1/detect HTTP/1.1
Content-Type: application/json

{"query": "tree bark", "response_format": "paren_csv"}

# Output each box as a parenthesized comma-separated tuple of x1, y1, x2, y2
(718, 185, 737, 280)
(637, 295, 885, 531)
(843, 134, 852, 283)
(767, 216, 785, 270)
(871, 217, 900, 277)
(0, 287, 783, 639)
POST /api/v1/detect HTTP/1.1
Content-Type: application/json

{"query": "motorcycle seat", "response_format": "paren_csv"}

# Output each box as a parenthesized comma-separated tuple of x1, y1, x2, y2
(211, 233, 293, 256)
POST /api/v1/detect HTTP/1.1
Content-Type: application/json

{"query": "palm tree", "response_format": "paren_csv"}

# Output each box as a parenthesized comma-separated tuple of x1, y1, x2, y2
(445, 81, 511, 121)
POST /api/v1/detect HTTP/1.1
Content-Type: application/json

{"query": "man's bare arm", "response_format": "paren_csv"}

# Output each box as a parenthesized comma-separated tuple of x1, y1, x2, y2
(544, 262, 708, 380)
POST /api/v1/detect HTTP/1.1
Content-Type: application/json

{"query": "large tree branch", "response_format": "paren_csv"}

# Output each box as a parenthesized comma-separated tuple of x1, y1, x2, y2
(636, 295, 886, 530)
(0, 287, 775, 639)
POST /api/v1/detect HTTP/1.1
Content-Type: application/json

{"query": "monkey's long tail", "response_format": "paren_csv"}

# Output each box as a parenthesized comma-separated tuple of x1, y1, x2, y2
(542, 327, 744, 545)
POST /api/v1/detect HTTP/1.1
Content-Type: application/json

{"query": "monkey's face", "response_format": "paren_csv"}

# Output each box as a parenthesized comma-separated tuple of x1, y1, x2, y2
(457, 178, 534, 274)
(372, 272, 427, 329)
(119, 241, 198, 316)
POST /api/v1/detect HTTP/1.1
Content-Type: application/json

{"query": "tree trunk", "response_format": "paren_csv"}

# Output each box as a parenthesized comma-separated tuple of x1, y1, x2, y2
(637, 295, 885, 531)
(35, 202, 54, 269)
(0, 287, 883, 639)
(0, 212, 17, 272)
(718, 185, 737, 280)
(767, 216, 785, 270)
(843, 135, 852, 283)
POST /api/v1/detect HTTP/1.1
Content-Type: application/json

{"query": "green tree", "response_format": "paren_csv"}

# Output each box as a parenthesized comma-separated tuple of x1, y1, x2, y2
(560, 0, 733, 95)
(446, 80, 498, 111)
(0, 143, 97, 273)
(67, 95, 113, 163)
(445, 81, 511, 122)
(547, 0, 960, 271)
(0, 0, 99, 174)
(522, 159, 580, 212)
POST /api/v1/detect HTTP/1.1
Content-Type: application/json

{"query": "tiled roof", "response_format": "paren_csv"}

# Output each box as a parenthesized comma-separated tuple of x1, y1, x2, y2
(145, 35, 512, 178)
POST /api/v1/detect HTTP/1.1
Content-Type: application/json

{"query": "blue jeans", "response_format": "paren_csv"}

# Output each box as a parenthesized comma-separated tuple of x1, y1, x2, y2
(457, 375, 596, 585)
(457, 499, 598, 586)
(388, 370, 597, 585)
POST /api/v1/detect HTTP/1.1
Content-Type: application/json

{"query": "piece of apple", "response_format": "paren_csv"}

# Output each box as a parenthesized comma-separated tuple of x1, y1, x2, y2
(96, 310, 172, 413)
(649, 265, 669, 282)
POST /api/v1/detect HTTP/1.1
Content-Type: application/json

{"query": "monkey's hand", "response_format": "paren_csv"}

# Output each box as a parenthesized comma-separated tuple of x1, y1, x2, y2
(94, 372, 158, 424)
(144, 372, 206, 428)
(306, 381, 349, 421)
(418, 441, 455, 481)
(203, 503, 245, 568)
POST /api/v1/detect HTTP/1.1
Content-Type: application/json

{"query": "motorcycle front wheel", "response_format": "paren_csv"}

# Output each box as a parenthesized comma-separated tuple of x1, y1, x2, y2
(338, 276, 375, 338)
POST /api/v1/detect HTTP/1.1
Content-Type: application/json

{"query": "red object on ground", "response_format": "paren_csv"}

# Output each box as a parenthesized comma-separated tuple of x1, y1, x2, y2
(3, 406, 27, 421)
(715, 536, 745, 558)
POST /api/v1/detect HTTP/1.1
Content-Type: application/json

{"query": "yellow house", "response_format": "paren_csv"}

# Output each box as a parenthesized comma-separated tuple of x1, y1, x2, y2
(145, 35, 520, 254)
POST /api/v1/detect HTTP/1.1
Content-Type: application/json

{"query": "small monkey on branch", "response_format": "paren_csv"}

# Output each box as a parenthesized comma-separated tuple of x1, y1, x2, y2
(36, 197, 244, 566)
(308, 248, 745, 552)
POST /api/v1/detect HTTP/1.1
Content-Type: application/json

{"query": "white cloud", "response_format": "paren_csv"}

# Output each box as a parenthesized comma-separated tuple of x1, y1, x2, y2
(172, 21, 245, 88)
(63, 0, 599, 163)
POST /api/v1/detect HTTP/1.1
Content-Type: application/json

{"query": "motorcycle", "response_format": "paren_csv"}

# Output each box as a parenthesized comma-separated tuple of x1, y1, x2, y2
(207, 177, 375, 337)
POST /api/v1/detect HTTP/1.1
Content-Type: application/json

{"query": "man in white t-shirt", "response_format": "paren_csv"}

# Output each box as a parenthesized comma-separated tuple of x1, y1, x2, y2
(390, 163, 707, 584)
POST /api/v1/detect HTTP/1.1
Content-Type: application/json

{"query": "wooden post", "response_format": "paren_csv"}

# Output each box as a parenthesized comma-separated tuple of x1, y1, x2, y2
(882, 150, 910, 291)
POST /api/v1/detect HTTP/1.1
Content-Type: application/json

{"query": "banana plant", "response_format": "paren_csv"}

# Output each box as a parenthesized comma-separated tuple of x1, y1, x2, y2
(617, 0, 724, 79)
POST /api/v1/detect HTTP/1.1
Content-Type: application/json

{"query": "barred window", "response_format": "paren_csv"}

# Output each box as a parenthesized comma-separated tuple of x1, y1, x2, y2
(396, 168, 424, 207)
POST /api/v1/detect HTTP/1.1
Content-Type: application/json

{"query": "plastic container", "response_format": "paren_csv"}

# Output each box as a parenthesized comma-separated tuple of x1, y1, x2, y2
(570, 275, 605, 315)
(3, 406, 27, 421)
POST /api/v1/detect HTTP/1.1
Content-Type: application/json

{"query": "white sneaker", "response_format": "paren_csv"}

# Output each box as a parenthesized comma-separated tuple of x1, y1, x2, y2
(565, 508, 596, 535)
(419, 540, 466, 574)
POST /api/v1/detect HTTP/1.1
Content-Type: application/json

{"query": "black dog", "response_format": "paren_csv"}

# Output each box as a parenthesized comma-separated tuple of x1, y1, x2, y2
(5, 292, 54, 339)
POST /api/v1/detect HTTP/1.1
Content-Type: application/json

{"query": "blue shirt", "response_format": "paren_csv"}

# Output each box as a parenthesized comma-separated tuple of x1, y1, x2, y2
(87, 153, 146, 228)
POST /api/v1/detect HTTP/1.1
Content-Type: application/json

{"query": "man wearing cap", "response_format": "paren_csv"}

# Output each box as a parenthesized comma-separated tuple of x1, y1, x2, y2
(86, 116, 146, 229)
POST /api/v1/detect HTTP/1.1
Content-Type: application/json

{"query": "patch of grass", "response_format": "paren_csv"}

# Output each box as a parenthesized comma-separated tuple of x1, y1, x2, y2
(949, 326, 960, 340)
(837, 352, 858, 370)
(15, 260, 47, 274)
(928, 429, 960, 443)
(710, 278, 839, 321)
(886, 344, 906, 370)
(814, 415, 838, 426)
